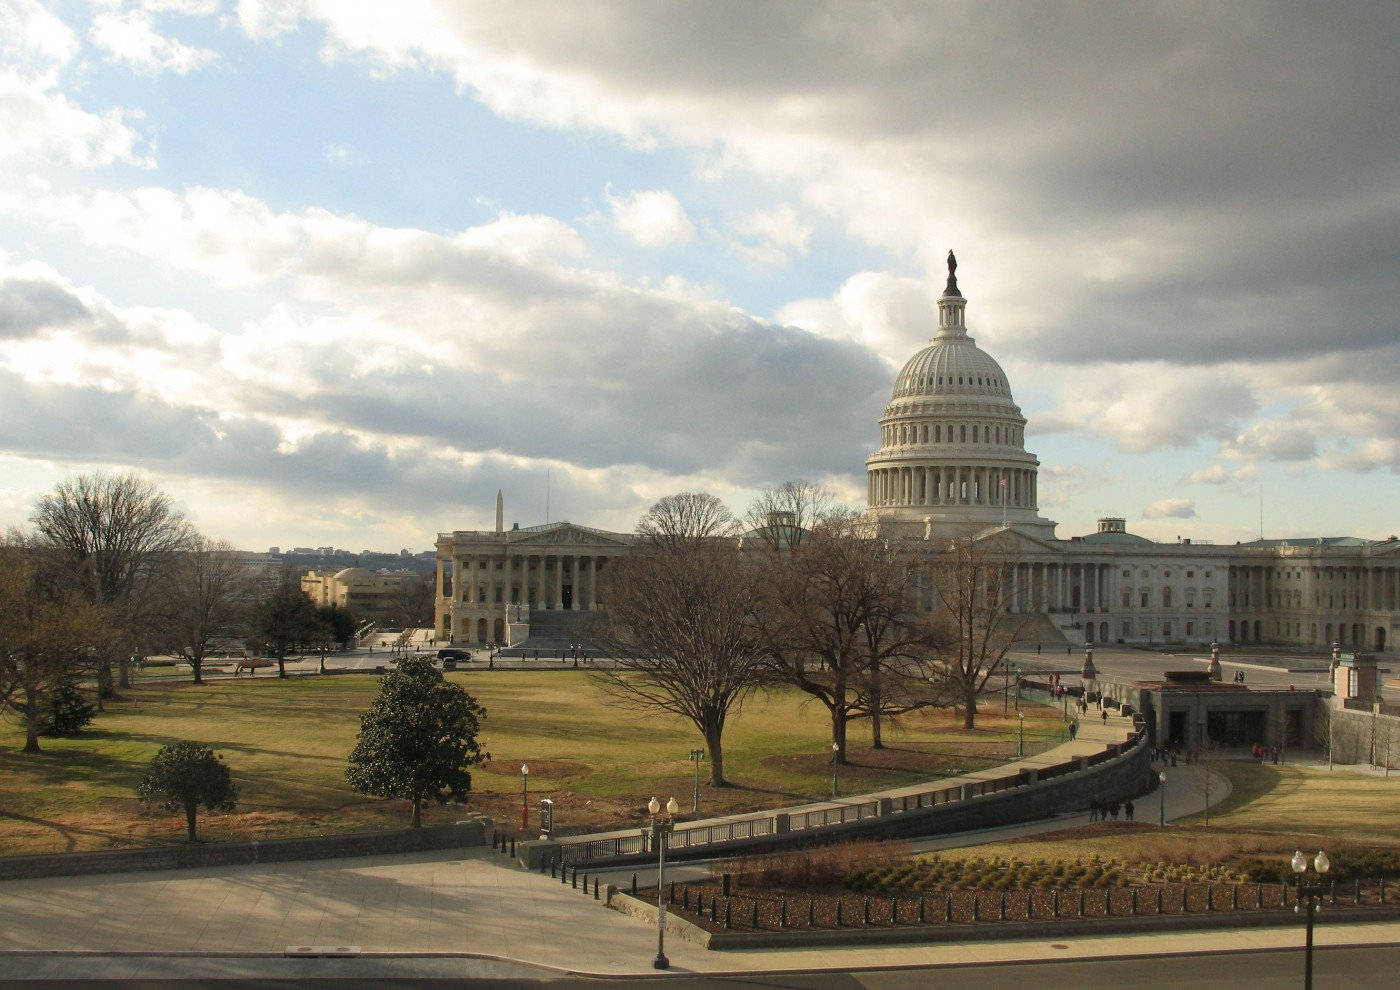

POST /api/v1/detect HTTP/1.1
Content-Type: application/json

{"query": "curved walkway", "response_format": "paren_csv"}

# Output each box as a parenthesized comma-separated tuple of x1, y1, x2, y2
(536, 706, 1141, 864)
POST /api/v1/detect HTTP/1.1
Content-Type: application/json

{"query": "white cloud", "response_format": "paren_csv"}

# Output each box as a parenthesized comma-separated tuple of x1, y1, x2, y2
(777, 272, 936, 363)
(1034, 362, 1259, 454)
(605, 187, 695, 248)
(91, 9, 219, 75)
(727, 203, 813, 266)
(1188, 464, 1229, 484)
(0, 1, 151, 169)
(1143, 498, 1196, 520)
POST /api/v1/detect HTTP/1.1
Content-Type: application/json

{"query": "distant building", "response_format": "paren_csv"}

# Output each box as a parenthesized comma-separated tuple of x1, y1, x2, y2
(434, 490, 631, 645)
(301, 567, 430, 625)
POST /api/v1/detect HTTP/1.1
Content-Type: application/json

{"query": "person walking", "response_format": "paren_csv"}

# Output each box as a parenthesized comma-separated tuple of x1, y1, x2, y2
(1125, 800, 1135, 821)
(1069, 721, 1078, 740)
(1101, 708, 1108, 724)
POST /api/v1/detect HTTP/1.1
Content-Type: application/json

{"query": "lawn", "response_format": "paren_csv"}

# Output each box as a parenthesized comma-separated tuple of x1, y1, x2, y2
(928, 761, 1400, 870)
(0, 670, 1066, 854)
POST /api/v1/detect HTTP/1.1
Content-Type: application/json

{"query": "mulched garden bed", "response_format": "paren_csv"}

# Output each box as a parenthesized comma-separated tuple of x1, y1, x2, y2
(635, 877, 1395, 933)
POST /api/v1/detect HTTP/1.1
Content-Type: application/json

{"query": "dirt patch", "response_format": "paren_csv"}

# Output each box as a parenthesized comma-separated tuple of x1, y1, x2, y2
(482, 758, 590, 779)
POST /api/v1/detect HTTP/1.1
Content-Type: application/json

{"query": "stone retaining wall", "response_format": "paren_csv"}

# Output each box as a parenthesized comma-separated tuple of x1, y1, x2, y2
(526, 735, 1153, 869)
(0, 817, 489, 883)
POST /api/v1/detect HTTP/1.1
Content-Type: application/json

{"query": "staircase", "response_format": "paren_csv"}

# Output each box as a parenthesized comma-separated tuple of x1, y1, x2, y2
(1012, 612, 1073, 648)
(502, 608, 597, 656)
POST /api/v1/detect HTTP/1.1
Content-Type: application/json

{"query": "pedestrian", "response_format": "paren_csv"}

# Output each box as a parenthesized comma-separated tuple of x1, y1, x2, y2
(1101, 709, 1108, 724)
(1069, 722, 1078, 740)
(1037, 643, 1042, 654)
(1170, 750, 1178, 767)
(1125, 800, 1135, 821)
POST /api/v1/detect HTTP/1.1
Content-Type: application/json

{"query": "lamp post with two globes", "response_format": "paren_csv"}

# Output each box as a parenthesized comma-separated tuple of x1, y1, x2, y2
(520, 764, 529, 830)
(1158, 770, 1168, 828)
(649, 796, 680, 970)
(1292, 848, 1330, 990)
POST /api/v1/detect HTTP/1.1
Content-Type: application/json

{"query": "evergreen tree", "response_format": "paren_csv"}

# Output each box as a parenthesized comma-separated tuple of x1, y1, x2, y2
(137, 741, 238, 841)
(37, 677, 96, 736)
(346, 656, 487, 827)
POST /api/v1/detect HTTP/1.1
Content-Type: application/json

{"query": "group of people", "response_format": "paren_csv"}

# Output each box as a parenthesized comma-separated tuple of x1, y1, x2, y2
(1251, 742, 1281, 763)
(1089, 799, 1134, 822)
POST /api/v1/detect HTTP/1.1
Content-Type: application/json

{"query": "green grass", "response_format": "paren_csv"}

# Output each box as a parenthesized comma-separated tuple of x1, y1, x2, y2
(928, 761, 1400, 870)
(1174, 761, 1400, 844)
(0, 671, 1065, 854)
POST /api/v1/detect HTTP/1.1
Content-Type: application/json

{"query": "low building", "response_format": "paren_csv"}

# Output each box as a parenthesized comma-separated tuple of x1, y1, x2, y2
(300, 567, 429, 624)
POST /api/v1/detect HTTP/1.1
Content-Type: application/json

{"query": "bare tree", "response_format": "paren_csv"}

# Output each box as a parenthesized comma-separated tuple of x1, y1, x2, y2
(925, 530, 1034, 729)
(0, 542, 108, 752)
(29, 472, 193, 697)
(252, 567, 325, 678)
(743, 481, 835, 550)
(636, 492, 738, 548)
(387, 574, 436, 629)
(156, 537, 256, 684)
(587, 496, 762, 786)
(751, 511, 938, 762)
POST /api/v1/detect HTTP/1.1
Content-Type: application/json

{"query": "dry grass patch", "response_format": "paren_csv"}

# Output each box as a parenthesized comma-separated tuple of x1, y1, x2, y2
(0, 671, 1066, 854)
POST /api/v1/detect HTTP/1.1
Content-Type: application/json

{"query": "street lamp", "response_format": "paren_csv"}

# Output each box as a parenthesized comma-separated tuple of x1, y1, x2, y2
(1158, 770, 1167, 828)
(689, 749, 704, 813)
(649, 796, 680, 970)
(520, 764, 529, 830)
(831, 742, 840, 799)
(1292, 849, 1331, 990)
(1017, 710, 1025, 758)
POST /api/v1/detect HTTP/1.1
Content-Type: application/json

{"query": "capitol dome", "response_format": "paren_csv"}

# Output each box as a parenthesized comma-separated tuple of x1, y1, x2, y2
(892, 336, 1014, 402)
(866, 252, 1056, 541)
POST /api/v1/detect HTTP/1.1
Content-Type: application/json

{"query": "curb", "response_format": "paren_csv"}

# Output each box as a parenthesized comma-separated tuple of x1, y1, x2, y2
(605, 888, 1400, 951)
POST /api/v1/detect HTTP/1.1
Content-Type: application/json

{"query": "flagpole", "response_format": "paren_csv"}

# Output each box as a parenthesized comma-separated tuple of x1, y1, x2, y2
(1002, 473, 1008, 529)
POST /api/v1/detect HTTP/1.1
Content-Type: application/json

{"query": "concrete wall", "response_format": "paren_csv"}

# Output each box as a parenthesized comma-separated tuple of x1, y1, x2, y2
(524, 738, 1153, 870)
(0, 818, 488, 883)
(1320, 702, 1400, 769)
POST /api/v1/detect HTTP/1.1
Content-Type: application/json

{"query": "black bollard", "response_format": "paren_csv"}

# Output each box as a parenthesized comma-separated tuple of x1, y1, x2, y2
(683, 887, 690, 910)
(893, 897, 899, 925)
(571, 868, 578, 889)
(780, 899, 787, 928)
(550, 861, 556, 879)
(751, 903, 759, 929)
(711, 897, 718, 923)
(510, 838, 516, 857)
(808, 899, 815, 927)
(1052, 889, 1059, 918)
(836, 901, 843, 927)
(917, 895, 925, 924)
(722, 873, 730, 897)
(998, 892, 1006, 921)
(724, 901, 732, 929)
(944, 893, 952, 923)
(631, 872, 637, 895)
(593, 877, 599, 900)
(863, 898, 870, 926)
(669, 880, 676, 904)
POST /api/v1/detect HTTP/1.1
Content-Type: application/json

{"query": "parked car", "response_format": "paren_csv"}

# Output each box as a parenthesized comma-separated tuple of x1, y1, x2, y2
(437, 648, 471, 661)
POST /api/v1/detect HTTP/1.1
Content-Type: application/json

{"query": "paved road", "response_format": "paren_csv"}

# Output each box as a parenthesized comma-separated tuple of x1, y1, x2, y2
(1, 944, 1395, 987)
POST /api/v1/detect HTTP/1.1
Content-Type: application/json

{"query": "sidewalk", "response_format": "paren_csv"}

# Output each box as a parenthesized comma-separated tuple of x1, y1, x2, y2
(0, 841, 1396, 980)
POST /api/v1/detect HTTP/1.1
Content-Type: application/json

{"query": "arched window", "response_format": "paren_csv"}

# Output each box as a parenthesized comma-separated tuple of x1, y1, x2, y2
(960, 425, 966, 442)
(935, 425, 941, 441)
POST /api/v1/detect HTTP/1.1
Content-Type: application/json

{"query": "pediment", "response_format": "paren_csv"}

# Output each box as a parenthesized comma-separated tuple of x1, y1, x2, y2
(510, 524, 632, 548)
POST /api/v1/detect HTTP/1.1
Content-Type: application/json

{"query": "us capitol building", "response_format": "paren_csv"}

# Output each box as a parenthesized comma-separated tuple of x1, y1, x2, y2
(436, 255, 1400, 656)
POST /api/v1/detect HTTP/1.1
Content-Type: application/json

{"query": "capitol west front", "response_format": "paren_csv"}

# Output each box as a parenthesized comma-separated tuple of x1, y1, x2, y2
(436, 258, 1400, 654)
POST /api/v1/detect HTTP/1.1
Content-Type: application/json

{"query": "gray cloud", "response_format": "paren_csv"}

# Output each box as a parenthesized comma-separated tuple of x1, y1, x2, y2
(0, 275, 91, 338)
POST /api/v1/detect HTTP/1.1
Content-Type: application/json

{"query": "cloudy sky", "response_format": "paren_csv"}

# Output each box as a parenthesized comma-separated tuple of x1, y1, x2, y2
(2, 1, 1397, 551)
